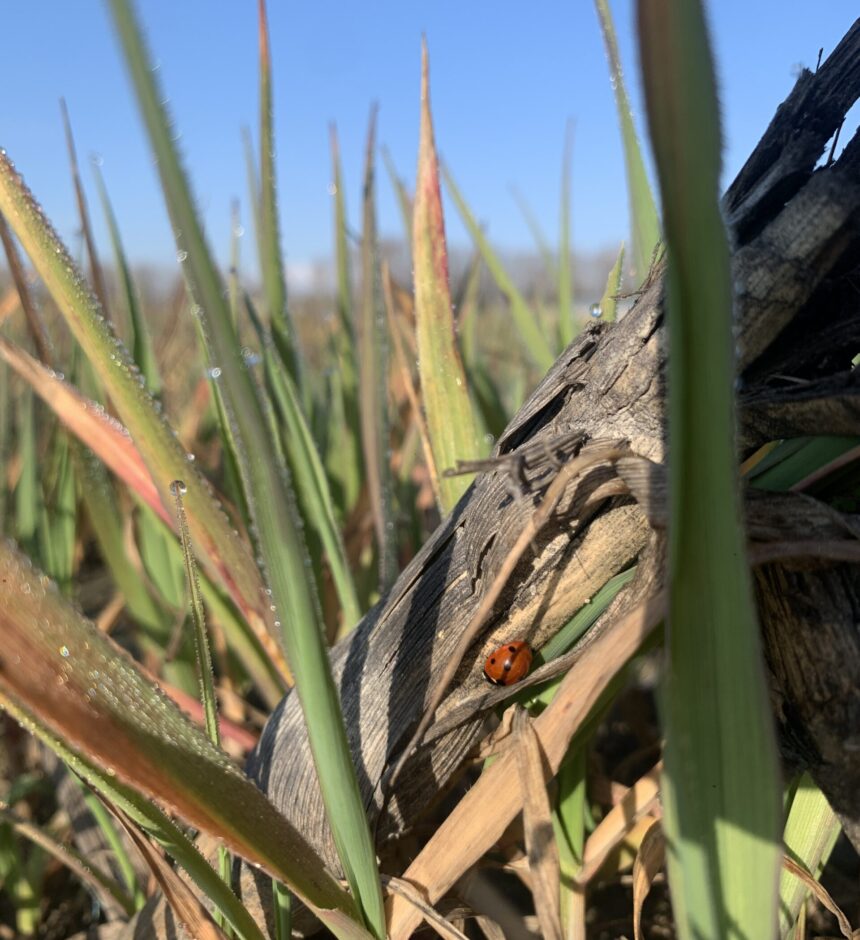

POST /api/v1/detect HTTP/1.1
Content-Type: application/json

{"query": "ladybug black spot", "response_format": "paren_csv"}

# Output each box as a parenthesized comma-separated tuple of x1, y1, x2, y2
(508, 645, 517, 653)
(489, 657, 496, 665)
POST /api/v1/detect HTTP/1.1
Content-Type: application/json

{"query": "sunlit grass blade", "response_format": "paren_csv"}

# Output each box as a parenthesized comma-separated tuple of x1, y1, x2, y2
(60, 99, 112, 319)
(259, 336, 362, 630)
(256, 0, 300, 382)
(382, 146, 413, 248)
(0, 540, 365, 938)
(0, 355, 8, 531)
(443, 164, 554, 372)
(329, 123, 362, 515)
(413, 42, 484, 512)
(171, 480, 232, 916)
(779, 774, 841, 938)
(106, 3, 385, 931)
(359, 105, 396, 591)
(0, 152, 290, 687)
(558, 120, 574, 348)
(510, 185, 556, 282)
(748, 436, 860, 491)
(637, 3, 781, 938)
(598, 242, 625, 322)
(91, 160, 162, 395)
(595, 0, 661, 283)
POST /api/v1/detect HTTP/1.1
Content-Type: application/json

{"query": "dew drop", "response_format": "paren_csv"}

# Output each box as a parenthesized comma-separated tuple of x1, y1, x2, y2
(176, 250, 188, 263)
(170, 480, 187, 497)
(59, 645, 70, 658)
(206, 366, 222, 379)
(589, 303, 603, 318)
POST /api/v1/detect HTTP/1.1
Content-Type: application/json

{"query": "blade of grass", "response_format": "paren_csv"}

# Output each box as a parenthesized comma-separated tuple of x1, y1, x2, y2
(328, 124, 362, 515)
(359, 104, 396, 592)
(37, 424, 77, 595)
(0, 211, 52, 362)
(595, 0, 661, 283)
(381, 146, 413, 249)
(91, 160, 162, 396)
(637, 4, 781, 938)
(443, 164, 554, 372)
(60, 99, 112, 320)
(558, 120, 574, 348)
(256, 0, 299, 382)
(106, 4, 385, 931)
(14, 388, 38, 553)
(413, 41, 484, 512)
(598, 242, 625, 322)
(510, 185, 557, 283)
(0, 152, 291, 688)
(779, 775, 841, 939)
(0, 540, 365, 938)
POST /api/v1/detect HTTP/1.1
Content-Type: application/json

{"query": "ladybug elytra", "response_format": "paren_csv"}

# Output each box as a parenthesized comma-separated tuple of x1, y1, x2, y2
(483, 640, 533, 686)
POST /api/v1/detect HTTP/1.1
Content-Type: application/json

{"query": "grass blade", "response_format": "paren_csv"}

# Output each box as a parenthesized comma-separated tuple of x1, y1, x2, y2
(413, 42, 484, 512)
(256, 0, 299, 381)
(779, 775, 840, 938)
(595, 0, 661, 283)
(329, 124, 362, 515)
(0, 539, 363, 937)
(381, 146, 413, 249)
(0, 153, 290, 687)
(558, 120, 574, 348)
(443, 164, 554, 371)
(598, 241, 625, 322)
(637, 3, 781, 938)
(60, 99, 111, 320)
(510, 185, 556, 283)
(359, 105, 396, 591)
(91, 161, 162, 395)
(106, 3, 385, 931)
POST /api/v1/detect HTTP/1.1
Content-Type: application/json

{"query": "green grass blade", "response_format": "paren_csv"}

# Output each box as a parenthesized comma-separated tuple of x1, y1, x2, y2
(598, 241, 625, 322)
(779, 774, 840, 938)
(106, 4, 385, 931)
(0, 151, 290, 689)
(443, 164, 554, 372)
(38, 425, 77, 595)
(413, 42, 484, 512)
(381, 146, 413, 249)
(558, 120, 574, 348)
(595, 0, 661, 283)
(510, 185, 557, 282)
(91, 161, 162, 396)
(0, 540, 364, 937)
(60, 99, 112, 320)
(256, 0, 299, 382)
(359, 105, 396, 592)
(553, 748, 586, 936)
(328, 123, 362, 515)
(260, 340, 362, 629)
(637, 3, 781, 938)
(14, 389, 38, 553)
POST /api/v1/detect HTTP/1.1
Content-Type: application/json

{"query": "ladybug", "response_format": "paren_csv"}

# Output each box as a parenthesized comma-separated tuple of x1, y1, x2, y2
(483, 640, 533, 686)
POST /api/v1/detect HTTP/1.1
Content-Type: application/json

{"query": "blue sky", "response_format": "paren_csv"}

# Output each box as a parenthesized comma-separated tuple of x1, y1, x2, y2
(2, 3, 857, 283)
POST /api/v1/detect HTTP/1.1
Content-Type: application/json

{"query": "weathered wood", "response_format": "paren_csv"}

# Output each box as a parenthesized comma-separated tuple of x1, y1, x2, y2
(247, 17, 860, 885)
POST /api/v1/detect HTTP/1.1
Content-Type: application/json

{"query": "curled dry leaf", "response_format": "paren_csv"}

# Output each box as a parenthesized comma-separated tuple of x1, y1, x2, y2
(513, 706, 561, 940)
(632, 818, 665, 940)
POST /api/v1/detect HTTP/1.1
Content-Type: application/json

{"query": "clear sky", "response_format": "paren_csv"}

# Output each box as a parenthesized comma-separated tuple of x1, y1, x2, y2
(3, 3, 857, 286)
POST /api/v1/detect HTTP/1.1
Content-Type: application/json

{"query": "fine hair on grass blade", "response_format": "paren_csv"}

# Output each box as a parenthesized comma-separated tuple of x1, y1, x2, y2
(637, 2, 781, 938)
(105, 2, 386, 932)
(594, 0, 661, 284)
(412, 40, 484, 513)
(598, 242, 625, 322)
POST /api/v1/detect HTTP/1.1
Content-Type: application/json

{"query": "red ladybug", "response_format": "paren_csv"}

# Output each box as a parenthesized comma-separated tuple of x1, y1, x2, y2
(483, 640, 533, 686)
